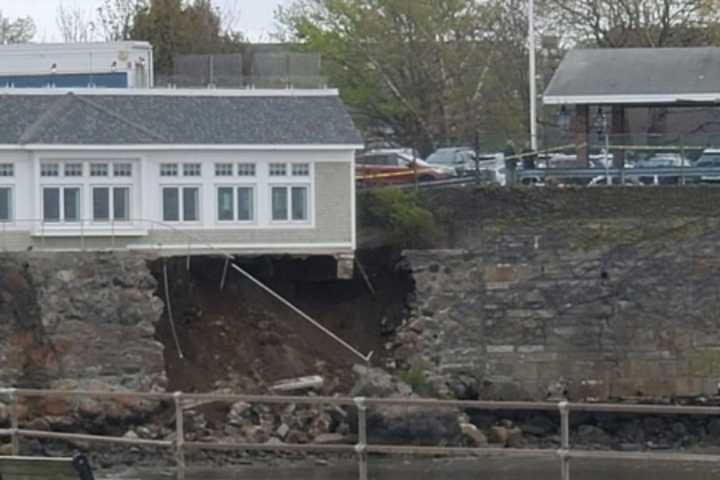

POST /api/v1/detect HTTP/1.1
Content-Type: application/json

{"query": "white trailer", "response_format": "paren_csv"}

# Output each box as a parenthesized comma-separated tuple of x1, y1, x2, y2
(0, 41, 154, 88)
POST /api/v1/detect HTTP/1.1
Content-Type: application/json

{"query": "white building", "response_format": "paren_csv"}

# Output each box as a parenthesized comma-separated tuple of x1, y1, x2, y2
(0, 88, 362, 269)
(0, 42, 153, 88)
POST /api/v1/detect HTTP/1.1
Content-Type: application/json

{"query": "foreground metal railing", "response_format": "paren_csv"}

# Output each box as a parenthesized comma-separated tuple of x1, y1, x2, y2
(2, 388, 720, 480)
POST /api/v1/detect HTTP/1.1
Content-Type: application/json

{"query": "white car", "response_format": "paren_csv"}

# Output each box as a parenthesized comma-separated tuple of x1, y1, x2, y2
(694, 149, 720, 182)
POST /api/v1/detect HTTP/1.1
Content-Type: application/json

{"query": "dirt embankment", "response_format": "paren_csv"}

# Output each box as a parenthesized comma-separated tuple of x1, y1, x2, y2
(150, 248, 413, 395)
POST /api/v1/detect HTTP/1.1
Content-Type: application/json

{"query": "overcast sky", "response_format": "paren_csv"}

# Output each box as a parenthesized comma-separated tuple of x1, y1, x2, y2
(0, 0, 291, 42)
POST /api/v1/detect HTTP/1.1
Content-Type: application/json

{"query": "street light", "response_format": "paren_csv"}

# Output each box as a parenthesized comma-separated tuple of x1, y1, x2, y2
(528, 0, 538, 152)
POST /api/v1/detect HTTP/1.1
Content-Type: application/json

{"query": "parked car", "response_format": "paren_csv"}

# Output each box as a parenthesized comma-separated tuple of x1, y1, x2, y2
(427, 148, 507, 184)
(635, 153, 691, 185)
(693, 149, 720, 182)
(356, 149, 450, 185)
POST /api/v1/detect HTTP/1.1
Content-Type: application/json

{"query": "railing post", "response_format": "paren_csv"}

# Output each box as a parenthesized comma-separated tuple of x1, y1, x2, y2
(354, 397, 368, 480)
(174, 392, 185, 480)
(559, 400, 570, 480)
(9, 388, 19, 455)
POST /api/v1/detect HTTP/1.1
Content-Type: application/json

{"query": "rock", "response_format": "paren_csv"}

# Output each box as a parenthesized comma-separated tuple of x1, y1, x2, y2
(265, 438, 284, 446)
(575, 425, 611, 447)
(469, 413, 496, 430)
(460, 422, 488, 447)
(286, 430, 310, 444)
(351, 365, 413, 398)
(365, 406, 462, 446)
(309, 412, 333, 437)
(27, 418, 50, 431)
(487, 426, 510, 445)
(276, 424, 290, 440)
(522, 415, 556, 436)
(0, 444, 13, 456)
(643, 417, 665, 435)
(124, 430, 139, 439)
(671, 422, 688, 438)
(507, 428, 527, 448)
(313, 433, 346, 444)
(271, 375, 324, 393)
(707, 418, 720, 438)
(228, 401, 252, 426)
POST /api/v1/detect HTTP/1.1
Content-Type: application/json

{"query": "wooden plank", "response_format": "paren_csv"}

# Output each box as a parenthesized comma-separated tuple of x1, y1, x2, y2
(0, 456, 77, 480)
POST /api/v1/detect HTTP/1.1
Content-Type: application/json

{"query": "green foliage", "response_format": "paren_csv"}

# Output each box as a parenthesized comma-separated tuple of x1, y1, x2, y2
(0, 11, 36, 44)
(359, 189, 437, 249)
(398, 368, 435, 397)
(129, 0, 243, 75)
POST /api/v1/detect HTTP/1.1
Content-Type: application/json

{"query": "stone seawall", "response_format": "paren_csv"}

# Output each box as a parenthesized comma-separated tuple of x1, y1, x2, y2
(392, 188, 720, 401)
(0, 252, 166, 393)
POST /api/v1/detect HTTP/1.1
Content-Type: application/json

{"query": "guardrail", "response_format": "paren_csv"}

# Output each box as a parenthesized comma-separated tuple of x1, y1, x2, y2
(3, 388, 720, 480)
(516, 166, 720, 183)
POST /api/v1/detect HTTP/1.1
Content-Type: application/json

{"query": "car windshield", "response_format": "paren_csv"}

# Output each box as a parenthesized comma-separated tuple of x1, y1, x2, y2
(426, 151, 457, 165)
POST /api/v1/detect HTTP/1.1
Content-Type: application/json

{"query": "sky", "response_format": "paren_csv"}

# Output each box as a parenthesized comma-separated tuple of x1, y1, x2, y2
(0, 0, 291, 42)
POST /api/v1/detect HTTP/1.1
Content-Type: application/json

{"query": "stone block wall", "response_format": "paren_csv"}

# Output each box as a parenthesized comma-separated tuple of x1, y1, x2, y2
(393, 188, 720, 401)
(0, 252, 166, 393)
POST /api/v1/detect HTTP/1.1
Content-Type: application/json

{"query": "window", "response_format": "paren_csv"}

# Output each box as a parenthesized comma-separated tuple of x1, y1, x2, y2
(291, 186, 308, 221)
(215, 163, 233, 177)
(237, 187, 254, 221)
(217, 186, 254, 222)
(183, 163, 202, 177)
(163, 187, 199, 222)
(41, 163, 60, 177)
(43, 187, 80, 222)
(90, 163, 109, 177)
(160, 163, 178, 177)
(0, 164, 14, 177)
(271, 187, 288, 221)
(292, 163, 310, 177)
(217, 188, 234, 221)
(269, 163, 287, 177)
(272, 186, 309, 222)
(238, 163, 256, 176)
(64, 163, 83, 177)
(93, 186, 130, 222)
(0, 188, 12, 221)
(93, 188, 110, 221)
(113, 163, 133, 177)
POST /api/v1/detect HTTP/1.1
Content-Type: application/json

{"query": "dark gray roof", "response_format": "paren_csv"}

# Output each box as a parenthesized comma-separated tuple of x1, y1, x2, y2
(0, 92, 363, 145)
(544, 48, 720, 100)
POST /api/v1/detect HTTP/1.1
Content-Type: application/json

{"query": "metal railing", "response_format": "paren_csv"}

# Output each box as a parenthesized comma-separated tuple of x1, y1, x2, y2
(3, 388, 720, 480)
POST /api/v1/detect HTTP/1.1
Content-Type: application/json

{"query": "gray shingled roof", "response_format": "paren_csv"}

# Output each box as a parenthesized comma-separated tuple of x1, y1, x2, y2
(0, 92, 363, 145)
(544, 48, 720, 100)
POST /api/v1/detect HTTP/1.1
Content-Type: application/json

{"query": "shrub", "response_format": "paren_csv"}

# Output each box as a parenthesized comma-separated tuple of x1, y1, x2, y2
(358, 189, 437, 248)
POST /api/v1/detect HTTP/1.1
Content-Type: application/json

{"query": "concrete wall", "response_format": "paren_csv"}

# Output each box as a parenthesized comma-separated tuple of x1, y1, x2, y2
(0, 149, 354, 256)
(392, 188, 720, 401)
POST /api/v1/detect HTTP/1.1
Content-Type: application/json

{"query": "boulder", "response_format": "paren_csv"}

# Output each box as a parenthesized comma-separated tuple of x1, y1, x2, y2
(575, 425, 611, 447)
(313, 433, 347, 444)
(460, 422, 488, 447)
(365, 405, 462, 446)
(487, 426, 510, 445)
(522, 415, 557, 436)
(507, 428, 527, 448)
(351, 365, 413, 398)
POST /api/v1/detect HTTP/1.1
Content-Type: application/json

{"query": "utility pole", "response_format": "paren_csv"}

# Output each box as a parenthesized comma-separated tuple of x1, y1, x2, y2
(528, 0, 538, 152)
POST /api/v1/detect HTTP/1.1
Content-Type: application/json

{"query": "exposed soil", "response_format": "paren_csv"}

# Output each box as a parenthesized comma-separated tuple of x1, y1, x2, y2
(150, 248, 412, 394)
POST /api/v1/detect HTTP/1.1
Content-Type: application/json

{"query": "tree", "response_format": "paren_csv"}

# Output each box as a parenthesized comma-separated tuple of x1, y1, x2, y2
(129, 0, 242, 76)
(97, 0, 146, 41)
(0, 11, 36, 44)
(545, 0, 720, 48)
(279, 0, 506, 155)
(57, 4, 97, 43)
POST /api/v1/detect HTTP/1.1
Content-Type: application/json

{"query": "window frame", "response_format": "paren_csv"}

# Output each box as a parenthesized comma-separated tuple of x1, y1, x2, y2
(90, 184, 133, 224)
(0, 186, 14, 223)
(269, 183, 312, 225)
(161, 185, 202, 224)
(215, 184, 256, 224)
(42, 185, 83, 224)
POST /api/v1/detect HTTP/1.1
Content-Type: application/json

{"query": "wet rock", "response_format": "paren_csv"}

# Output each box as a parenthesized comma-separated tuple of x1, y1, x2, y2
(643, 417, 665, 436)
(706, 418, 720, 438)
(575, 425, 611, 447)
(671, 422, 688, 437)
(522, 415, 556, 436)
(460, 422, 488, 447)
(366, 406, 461, 446)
